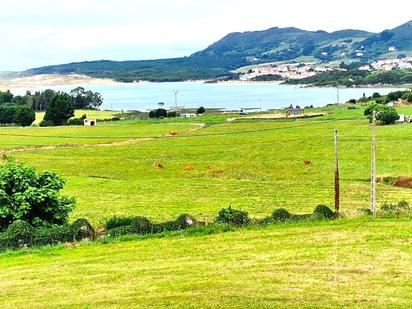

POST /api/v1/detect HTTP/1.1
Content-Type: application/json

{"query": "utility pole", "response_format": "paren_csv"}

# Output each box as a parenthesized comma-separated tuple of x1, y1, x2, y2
(173, 90, 179, 110)
(336, 83, 340, 104)
(371, 110, 377, 215)
(334, 129, 340, 215)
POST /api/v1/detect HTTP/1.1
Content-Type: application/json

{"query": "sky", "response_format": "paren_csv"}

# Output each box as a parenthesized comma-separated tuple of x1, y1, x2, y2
(1, 0, 411, 71)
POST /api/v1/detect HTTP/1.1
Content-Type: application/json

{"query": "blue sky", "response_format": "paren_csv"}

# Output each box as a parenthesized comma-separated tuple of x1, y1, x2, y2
(1, 0, 411, 71)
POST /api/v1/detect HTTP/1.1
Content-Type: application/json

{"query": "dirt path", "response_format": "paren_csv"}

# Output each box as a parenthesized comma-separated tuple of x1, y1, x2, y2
(2, 123, 206, 154)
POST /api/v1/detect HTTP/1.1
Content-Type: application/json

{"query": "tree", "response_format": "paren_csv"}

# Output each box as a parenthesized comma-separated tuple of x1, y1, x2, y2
(0, 159, 76, 231)
(14, 106, 35, 127)
(42, 93, 75, 126)
(149, 108, 167, 118)
(70, 87, 103, 109)
(0, 90, 14, 104)
(364, 103, 400, 125)
(196, 106, 206, 114)
(0, 106, 35, 127)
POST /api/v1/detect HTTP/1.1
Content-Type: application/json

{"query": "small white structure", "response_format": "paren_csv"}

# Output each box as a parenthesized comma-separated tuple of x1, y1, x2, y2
(397, 114, 406, 123)
(181, 113, 197, 118)
(84, 118, 97, 126)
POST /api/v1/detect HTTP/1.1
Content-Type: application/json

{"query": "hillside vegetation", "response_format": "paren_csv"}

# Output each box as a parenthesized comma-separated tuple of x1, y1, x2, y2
(25, 21, 412, 82)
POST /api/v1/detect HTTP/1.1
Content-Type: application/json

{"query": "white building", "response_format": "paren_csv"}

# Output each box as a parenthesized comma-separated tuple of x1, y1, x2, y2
(84, 118, 97, 126)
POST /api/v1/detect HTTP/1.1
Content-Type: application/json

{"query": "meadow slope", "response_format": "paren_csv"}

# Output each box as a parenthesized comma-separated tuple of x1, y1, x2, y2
(0, 217, 411, 308)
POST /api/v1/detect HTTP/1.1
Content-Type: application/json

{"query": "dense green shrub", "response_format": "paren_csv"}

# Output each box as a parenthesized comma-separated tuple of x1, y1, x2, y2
(106, 216, 153, 237)
(272, 208, 291, 221)
(0, 220, 34, 249)
(104, 216, 137, 230)
(154, 214, 198, 233)
(106, 225, 137, 237)
(364, 103, 400, 125)
(381, 200, 410, 214)
(215, 207, 250, 226)
(149, 108, 167, 119)
(68, 114, 87, 126)
(312, 205, 335, 220)
(33, 225, 73, 246)
(174, 214, 198, 229)
(0, 159, 76, 231)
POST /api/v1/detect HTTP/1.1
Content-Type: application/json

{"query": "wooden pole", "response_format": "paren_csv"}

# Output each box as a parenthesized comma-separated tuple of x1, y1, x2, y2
(334, 129, 340, 214)
(371, 111, 377, 215)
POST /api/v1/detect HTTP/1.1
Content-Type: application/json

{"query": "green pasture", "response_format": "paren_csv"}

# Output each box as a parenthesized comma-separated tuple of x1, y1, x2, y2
(1, 105, 411, 224)
(1, 105, 412, 308)
(0, 216, 411, 308)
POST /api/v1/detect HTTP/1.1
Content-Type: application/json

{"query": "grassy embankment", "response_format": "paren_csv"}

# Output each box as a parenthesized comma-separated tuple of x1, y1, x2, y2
(0, 216, 411, 308)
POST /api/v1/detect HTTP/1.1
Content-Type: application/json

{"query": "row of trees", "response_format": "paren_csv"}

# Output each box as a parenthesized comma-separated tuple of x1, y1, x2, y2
(0, 88, 103, 127)
(0, 87, 103, 111)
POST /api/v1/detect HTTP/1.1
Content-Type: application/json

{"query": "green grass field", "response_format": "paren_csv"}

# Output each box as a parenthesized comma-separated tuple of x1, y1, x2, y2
(0, 217, 411, 308)
(0, 106, 412, 308)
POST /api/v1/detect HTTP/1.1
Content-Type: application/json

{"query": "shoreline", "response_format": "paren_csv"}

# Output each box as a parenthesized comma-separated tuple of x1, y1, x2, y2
(0, 73, 408, 93)
(0, 74, 123, 93)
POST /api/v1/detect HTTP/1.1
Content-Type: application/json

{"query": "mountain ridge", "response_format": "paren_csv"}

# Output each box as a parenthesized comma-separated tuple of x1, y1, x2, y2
(25, 20, 412, 82)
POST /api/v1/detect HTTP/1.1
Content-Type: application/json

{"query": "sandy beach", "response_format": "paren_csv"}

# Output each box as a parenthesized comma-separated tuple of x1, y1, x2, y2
(0, 74, 122, 93)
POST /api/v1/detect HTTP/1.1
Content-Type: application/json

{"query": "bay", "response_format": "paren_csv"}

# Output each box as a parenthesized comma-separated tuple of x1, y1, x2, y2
(29, 81, 404, 111)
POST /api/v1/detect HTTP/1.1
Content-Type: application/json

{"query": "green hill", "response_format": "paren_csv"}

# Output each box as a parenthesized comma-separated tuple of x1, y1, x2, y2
(25, 20, 412, 82)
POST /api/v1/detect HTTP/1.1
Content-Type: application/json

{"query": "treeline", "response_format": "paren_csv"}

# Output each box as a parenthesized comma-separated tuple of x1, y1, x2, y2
(0, 87, 102, 111)
(284, 69, 412, 87)
(0, 87, 103, 127)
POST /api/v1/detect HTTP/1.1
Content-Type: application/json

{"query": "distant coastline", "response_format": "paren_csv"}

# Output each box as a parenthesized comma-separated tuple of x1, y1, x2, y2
(0, 74, 122, 93)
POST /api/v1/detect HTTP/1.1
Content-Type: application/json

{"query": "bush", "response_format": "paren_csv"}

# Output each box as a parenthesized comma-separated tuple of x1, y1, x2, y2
(215, 207, 250, 226)
(104, 216, 136, 230)
(0, 220, 34, 249)
(71, 218, 95, 241)
(106, 216, 153, 237)
(0, 159, 76, 231)
(154, 214, 198, 233)
(149, 108, 167, 119)
(33, 225, 74, 246)
(347, 99, 357, 104)
(167, 111, 178, 118)
(381, 200, 410, 214)
(174, 214, 198, 229)
(271, 208, 291, 221)
(312, 205, 335, 220)
(364, 103, 400, 125)
(68, 114, 87, 126)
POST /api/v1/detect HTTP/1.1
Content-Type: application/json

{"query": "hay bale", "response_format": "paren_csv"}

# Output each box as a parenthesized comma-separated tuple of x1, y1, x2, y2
(393, 176, 412, 188)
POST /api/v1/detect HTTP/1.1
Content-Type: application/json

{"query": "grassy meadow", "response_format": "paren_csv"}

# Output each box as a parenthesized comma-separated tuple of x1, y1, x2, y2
(0, 105, 412, 308)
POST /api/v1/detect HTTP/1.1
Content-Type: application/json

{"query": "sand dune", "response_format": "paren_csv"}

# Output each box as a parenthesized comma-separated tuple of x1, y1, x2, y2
(0, 74, 121, 93)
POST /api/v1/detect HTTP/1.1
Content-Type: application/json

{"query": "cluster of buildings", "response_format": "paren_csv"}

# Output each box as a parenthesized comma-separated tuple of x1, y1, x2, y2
(240, 63, 337, 81)
(359, 57, 412, 71)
